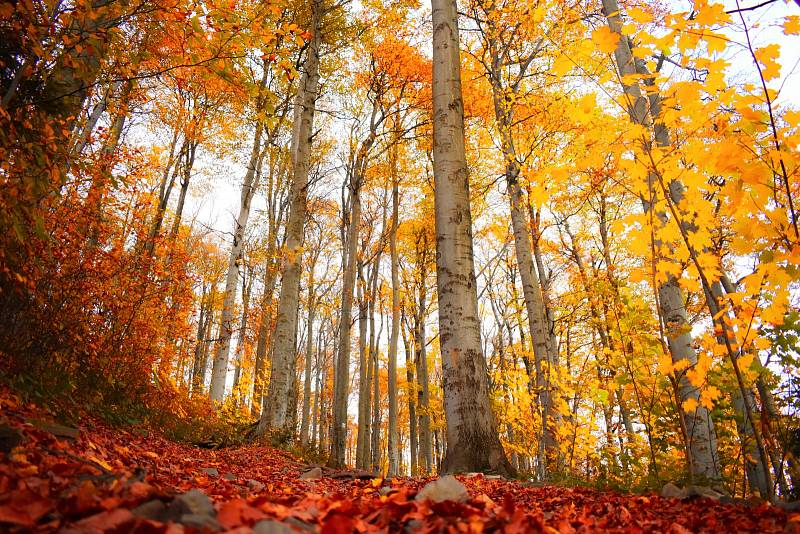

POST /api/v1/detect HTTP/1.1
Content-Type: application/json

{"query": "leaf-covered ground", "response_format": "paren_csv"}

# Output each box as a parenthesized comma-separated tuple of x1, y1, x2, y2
(1, 393, 797, 533)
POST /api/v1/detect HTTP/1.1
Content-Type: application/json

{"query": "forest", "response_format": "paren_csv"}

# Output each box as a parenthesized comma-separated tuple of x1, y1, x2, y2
(1, 0, 800, 531)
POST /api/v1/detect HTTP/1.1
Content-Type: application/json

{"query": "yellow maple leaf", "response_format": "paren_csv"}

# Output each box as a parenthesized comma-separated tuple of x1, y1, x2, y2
(657, 352, 673, 375)
(627, 7, 653, 24)
(551, 54, 573, 76)
(700, 386, 721, 409)
(592, 26, 620, 54)
(682, 398, 698, 413)
(784, 15, 800, 35)
(755, 44, 781, 81)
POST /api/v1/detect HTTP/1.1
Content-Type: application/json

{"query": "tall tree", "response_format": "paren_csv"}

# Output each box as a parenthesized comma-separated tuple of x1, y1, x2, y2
(258, 0, 323, 436)
(430, 0, 513, 476)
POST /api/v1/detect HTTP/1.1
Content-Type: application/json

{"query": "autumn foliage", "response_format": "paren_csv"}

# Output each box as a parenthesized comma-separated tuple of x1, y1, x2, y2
(2, 0, 800, 527)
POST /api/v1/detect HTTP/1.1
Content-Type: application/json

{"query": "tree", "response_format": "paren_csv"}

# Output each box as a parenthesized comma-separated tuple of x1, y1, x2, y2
(430, 0, 513, 477)
(258, 0, 324, 438)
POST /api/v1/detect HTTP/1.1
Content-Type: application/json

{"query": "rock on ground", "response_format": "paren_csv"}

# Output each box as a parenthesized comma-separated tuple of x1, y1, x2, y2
(416, 475, 469, 503)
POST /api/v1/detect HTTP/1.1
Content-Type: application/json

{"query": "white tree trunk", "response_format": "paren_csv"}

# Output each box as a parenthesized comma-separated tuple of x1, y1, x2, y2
(602, 0, 719, 480)
(258, 0, 323, 435)
(209, 122, 264, 404)
(431, 0, 513, 476)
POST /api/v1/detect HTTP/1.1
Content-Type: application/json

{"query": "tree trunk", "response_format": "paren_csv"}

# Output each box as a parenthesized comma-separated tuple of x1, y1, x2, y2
(299, 275, 316, 444)
(430, 0, 513, 477)
(602, 0, 720, 481)
(387, 145, 401, 477)
(356, 260, 371, 469)
(414, 276, 433, 474)
(402, 315, 418, 476)
(209, 120, 265, 404)
(329, 184, 361, 466)
(258, 0, 322, 436)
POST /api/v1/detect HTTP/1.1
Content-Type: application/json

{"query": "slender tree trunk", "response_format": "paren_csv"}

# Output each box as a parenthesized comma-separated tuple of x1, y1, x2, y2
(299, 276, 316, 444)
(232, 264, 254, 396)
(258, 0, 322, 436)
(252, 258, 279, 415)
(387, 146, 401, 476)
(356, 261, 371, 469)
(603, 0, 719, 481)
(209, 121, 265, 404)
(169, 141, 199, 240)
(414, 278, 433, 474)
(191, 286, 209, 394)
(329, 184, 361, 466)
(402, 315, 418, 476)
(430, 0, 513, 476)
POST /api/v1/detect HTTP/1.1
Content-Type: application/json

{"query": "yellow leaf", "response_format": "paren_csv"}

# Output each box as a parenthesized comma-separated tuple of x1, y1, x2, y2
(627, 7, 653, 24)
(694, 1, 730, 26)
(700, 386, 721, 410)
(682, 398, 698, 413)
(755, 44, 781, 81)
(657, 352, 673, 375)
(784, 15, 800, 35)
(592, 26, 620, 54)
(551, 54, 573, 77)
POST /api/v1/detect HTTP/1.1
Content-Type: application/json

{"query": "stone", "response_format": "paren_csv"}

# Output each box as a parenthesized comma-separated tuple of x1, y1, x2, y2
(379, 486, 392, 496)
(253, 520, 295, 534)
(415, 476, 469, 503)
(660, 483, 686, 499)
(202, 467, 220, 477)
(284, 517, 316, 532)
(178, 513, 222, 531)
(131, 499, 168, 521)
(299, 467, 322, 480)
(247, 479, 265, 492)
(169, 489, 216, 518)
(222, 472, 236, 481)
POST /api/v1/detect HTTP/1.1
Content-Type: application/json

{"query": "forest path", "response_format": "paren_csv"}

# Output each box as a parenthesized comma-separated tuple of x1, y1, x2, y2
(0, 393, 795, 533)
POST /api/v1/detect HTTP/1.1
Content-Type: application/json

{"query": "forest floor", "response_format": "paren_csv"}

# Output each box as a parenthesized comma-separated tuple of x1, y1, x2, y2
(0, 391, 797, 533)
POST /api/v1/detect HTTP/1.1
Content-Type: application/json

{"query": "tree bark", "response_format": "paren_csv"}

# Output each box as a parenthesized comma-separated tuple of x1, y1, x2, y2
(209, 119, 265, 404)
(387, 143, 401, 477)
(258, 0, 323, 436)
(430, 0, 513, 477)
(602, 0, 720, 481)
(299, 272, 316, 444)
(329, 182, 361, 466)
(356, 260, 371, 469)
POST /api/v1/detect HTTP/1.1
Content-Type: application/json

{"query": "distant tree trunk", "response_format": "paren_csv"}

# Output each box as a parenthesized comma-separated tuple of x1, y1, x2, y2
(329, 177, 361, 466)
(258, 0, 322, 436)
(299, 273, 316, 444)
(191, 285, 210, 394)
(356, 260, 371, 469)
(232, 263, 254, 396)
(169, 141, 199, 240)
(402, 314, 418, 476)
(414, 273, 433, 474)
(252, 258, 279, 415)
(369, 256, 383, 473)
(386, 144, 401, 476)
(209, 118, 265, 404)
(430, 0, 513, 477)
